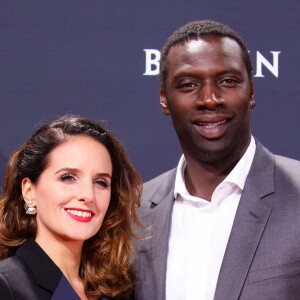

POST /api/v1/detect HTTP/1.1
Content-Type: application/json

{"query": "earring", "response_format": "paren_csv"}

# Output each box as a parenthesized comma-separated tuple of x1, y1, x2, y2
(160, 102, 167, 108)
(250, 95, 256, 109)
(24, 201, 37, 215)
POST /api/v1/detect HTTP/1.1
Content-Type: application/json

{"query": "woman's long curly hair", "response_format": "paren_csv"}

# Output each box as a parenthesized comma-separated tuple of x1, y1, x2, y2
(0, 115, 142, 299)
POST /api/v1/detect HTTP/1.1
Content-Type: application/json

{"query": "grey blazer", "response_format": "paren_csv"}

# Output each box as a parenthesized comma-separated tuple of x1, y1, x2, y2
(134, 142, 300, 300)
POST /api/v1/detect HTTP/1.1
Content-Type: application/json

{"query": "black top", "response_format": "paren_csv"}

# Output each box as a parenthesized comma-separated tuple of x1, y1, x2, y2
(0, 239, 110, 299)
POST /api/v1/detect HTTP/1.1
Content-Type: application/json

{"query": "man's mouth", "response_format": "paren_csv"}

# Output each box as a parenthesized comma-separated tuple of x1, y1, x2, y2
(193, 117, 230, 139)
(197, 119, 227, 128)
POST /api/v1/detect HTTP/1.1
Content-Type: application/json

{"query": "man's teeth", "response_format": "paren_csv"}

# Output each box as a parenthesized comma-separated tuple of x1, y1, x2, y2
(199, 119, 226, 128)
(66, 209, 92, 218)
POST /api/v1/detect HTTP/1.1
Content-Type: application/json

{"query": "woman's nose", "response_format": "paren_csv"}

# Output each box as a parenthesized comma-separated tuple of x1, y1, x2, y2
(77, 182, 95, 203)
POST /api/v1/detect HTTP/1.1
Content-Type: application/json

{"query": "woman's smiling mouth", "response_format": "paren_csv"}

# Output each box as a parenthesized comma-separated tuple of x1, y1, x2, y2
(65, 208, 95, 222)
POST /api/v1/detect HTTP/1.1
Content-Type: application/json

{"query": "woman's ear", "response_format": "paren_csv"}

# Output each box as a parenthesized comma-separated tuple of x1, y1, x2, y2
(21, 178, 35, 201)
(22, 178, 37, 215)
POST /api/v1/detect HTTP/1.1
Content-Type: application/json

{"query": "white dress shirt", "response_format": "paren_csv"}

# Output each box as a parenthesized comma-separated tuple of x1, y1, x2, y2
(166, 137, 256, 300)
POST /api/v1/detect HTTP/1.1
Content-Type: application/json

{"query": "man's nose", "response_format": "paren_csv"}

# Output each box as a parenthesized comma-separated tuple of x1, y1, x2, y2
(195, 84, 225, 109)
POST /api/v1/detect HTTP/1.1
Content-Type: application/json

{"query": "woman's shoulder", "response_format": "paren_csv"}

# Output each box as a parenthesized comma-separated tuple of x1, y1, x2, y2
(0, 252, 56, 299)
(0, 254, 35, 288)
(0, 255, 37, 299)
(0, 254, 25, 275)
(0, 241, 36, 280)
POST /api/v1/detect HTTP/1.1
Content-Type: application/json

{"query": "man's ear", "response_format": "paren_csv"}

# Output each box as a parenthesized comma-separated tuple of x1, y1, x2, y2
(159, 89, 170, 115)
(21, 178, 35, 201)
(249, 79, 256, 109)
(249, 80, 255, 100)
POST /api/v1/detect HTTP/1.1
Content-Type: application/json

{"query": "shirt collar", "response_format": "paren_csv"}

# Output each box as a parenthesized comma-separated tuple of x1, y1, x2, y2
(174, 136, 256, 199)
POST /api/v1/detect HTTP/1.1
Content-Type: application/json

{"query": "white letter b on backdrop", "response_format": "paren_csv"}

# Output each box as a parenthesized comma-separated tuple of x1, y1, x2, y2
(143, 49, 161, 75)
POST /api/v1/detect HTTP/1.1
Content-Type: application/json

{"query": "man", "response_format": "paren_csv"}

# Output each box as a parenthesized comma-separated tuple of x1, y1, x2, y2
(134, 20, 300, 300)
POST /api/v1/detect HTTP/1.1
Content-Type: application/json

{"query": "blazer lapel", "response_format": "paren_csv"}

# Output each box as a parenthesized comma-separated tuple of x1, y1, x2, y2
(214, 142, 275, 300)
(16, 239, 62, 293)
(136, 169, 176, 300)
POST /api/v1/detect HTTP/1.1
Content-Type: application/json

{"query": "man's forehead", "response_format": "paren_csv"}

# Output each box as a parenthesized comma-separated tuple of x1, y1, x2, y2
(167, 36, 243, 61)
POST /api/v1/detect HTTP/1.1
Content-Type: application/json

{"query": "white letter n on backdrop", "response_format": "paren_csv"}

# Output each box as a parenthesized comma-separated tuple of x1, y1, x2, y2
(254, 51, 281, 78)
(143, 49, 161, 75)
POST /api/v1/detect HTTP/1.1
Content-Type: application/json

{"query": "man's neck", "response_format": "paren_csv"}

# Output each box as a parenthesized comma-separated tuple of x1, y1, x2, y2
(184, 153, 242, 201)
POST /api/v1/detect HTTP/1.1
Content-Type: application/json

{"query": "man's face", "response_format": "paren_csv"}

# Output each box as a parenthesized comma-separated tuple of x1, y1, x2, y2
(160, 36, 254, 165)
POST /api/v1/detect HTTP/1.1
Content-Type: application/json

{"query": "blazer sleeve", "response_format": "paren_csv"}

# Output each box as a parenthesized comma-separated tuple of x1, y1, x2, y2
(0, 273, 13, 299)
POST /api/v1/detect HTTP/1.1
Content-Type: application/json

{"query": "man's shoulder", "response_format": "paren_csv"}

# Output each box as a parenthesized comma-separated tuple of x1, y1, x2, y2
(273, 154, 300, 185)
(140, 168, 177, 208)
(254, 140, 300, 176)
(144, 168, 177, 190)
(274, 154, 300, 170)
(143, 168, 176, 195)
(255, 142, 300, 192)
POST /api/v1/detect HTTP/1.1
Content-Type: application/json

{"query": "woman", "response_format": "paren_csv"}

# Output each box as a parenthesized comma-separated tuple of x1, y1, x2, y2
(0, 115, 142, 299)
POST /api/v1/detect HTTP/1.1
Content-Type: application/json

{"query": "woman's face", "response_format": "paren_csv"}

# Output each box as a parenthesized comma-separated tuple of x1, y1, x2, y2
(22, 135, 112, 246)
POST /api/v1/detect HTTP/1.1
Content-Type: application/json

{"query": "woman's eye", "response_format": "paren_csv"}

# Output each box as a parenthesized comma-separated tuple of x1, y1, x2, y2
(60, 174, 76, 182)
(95, 179, 110, 188)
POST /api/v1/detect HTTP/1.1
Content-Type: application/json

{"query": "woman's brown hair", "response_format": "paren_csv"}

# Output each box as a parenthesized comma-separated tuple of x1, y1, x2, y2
(0, 115, 142, 299)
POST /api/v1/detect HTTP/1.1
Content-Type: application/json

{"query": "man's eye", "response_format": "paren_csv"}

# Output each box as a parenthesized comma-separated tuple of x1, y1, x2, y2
(177, 82, 198, 90)
(219, 78, 240, 86)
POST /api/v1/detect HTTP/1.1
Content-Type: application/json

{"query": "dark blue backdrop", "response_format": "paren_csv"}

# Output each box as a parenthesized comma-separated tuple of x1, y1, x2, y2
(0, 0, 299, 182)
